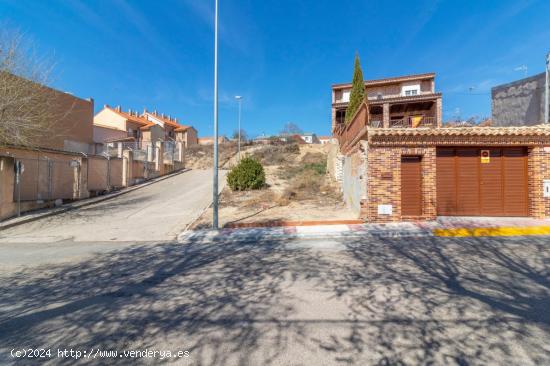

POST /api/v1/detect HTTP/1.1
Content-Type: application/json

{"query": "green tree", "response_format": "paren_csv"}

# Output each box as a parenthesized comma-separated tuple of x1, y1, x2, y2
(344, 53, 366, 124)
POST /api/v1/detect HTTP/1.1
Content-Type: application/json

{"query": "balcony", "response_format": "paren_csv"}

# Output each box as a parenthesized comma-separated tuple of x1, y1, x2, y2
(389, 116, 437, 128)
(333, 91, 441, 106)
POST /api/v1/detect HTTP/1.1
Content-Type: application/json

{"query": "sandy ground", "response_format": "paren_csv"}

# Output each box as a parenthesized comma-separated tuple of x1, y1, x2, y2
(192, 144, 356, 228)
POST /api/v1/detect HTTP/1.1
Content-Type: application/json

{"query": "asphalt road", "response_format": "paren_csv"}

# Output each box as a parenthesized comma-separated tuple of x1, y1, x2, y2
(0, 230, 548, 365)
(0, 169, 225, 246)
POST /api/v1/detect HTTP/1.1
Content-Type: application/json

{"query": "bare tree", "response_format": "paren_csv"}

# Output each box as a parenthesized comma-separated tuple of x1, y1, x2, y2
(280, 122, 302, 136)
(232, 128, 248, 142)
(0, 28, 60, 147)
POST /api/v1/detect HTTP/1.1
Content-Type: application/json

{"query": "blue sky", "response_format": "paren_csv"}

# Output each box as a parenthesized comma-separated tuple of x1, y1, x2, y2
(1, 0, 549, 137)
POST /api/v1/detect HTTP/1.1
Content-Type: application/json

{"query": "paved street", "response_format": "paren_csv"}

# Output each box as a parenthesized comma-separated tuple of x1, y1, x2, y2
(0, 169, 224, 245)
(0, 228, 548, 365)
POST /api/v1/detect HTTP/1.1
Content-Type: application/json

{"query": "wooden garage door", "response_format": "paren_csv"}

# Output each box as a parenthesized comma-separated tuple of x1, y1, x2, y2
(436, 147, 528, 216)
(401, 156, 422, 216)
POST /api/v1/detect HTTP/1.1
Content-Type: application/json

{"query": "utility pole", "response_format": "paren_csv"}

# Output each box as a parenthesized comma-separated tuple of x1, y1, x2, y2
(212, 0, 219, 229)
(545, 52, 549, 124)
(235, 96, 242, 162)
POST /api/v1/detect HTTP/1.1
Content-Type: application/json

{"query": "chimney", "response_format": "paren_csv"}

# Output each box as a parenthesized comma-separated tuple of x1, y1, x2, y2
(115, 105, 121, 112)
(153, 110, 157, 116)
(162, 113, 166, 118)
(103, 104, 109, 109)
(143, 108, 148, 115)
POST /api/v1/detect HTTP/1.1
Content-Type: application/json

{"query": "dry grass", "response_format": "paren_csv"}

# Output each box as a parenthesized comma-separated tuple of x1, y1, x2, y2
(185, 143, 239, 169)
(190, 144, 355, 229)
(250, 143, 300, 166)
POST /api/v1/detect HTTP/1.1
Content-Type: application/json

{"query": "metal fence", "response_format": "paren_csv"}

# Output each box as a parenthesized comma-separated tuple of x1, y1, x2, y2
(163, 141, 175, 163)
(16, 157, 77, 201)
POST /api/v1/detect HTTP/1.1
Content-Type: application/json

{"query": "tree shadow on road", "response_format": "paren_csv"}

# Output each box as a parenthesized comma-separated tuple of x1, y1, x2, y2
(0, 231, 335, 365)
(318, 235, 550, 365)
(0, 233, 549, 365)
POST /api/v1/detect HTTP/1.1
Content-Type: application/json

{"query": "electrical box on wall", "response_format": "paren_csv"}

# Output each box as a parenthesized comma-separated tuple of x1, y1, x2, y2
(378, 204, 393, 215)
(544, 180, 550, 198)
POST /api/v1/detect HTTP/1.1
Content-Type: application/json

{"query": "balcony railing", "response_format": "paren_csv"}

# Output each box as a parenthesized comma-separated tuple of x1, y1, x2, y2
(333, 102, 369, 153)
(390, 116, 437, 128)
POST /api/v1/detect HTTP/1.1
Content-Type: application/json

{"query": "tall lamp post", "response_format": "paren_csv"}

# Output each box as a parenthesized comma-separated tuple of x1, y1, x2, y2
(212, 0, 219, 229)
(235, 95, 242, 161)
(545, 52, 549, 124)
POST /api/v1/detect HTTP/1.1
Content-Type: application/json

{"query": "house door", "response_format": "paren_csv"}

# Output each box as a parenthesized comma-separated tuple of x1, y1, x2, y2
(401, 156, 422, 216)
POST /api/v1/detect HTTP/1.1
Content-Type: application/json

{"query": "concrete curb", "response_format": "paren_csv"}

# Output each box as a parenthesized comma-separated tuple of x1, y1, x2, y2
(224, 219, 365, 229)
(178, 224, 433, 243)
(180, 220, 550, 242)
(0, 168, 191, 231)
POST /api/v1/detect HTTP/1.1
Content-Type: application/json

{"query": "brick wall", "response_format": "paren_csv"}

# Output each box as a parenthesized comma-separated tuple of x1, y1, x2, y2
(366, 146, 436, 222)
(529, 146, 550, 217)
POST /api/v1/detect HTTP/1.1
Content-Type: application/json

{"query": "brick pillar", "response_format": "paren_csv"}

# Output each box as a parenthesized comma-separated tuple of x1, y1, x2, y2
(176, 142, 184, 162)
(382, 103, 390, 128)
(331, 107, 337, 131)
(146, 143, 154, 162)
(528, 146, 545, 218)
(75, 158, 90, 199)
(155, 141, 165, 175)
(122, 149, 133, 187)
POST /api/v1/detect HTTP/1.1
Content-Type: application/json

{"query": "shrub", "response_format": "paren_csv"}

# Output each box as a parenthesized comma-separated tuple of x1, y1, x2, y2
(227, 157, 266, 191)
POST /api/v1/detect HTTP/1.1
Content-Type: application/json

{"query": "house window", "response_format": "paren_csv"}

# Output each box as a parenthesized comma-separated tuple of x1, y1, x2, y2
(402, 84, 420, 97)
(342, 90, 351, 102)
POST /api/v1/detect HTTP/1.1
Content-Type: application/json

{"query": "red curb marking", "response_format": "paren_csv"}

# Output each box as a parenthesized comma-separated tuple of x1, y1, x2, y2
(224, 219, 364, 229)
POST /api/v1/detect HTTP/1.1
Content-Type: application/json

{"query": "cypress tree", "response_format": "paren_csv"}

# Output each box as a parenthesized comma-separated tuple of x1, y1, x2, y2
(345, 53, 366, 124)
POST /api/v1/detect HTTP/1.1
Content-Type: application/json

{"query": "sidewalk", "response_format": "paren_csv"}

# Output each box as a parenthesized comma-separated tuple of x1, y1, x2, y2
(180, 216, 550, 242)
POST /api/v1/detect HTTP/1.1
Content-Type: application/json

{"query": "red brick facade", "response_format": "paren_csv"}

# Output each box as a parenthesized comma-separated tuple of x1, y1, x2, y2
(353, 128, 550, 222)
(366, 147, 437, 222)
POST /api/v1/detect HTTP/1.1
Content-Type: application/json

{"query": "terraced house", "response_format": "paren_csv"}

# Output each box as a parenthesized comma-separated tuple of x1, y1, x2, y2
(93, 106, 198, 148)
(331, 72, 550, 222)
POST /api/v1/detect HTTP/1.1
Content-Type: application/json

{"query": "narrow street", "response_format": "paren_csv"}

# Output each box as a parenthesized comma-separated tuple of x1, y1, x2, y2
(0, 169, 224, 245)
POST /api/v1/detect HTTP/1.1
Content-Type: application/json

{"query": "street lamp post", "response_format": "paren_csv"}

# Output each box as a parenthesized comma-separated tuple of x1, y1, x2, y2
(235, 95, 242, 161)
(545, 52, 549, 124)
(212, 0, 219, 229)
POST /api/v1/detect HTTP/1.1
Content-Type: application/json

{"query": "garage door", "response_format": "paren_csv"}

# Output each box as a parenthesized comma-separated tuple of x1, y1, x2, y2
(436, 147, 528, 216)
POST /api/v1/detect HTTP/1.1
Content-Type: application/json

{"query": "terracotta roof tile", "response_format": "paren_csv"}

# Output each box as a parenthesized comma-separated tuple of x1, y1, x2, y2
(108, 107, 149, 125)
(332, 72, 436, 89)
(368, 125, 550, 138)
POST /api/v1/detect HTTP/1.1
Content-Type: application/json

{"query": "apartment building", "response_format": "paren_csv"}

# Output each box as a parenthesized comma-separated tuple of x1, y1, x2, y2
(332, 73, 442, 131)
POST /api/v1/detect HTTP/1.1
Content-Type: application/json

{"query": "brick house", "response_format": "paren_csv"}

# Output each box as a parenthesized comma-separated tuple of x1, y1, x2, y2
(332, 73, 550, 222)
(6, 75, 95, 154)
(332, 72, 442, 131)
